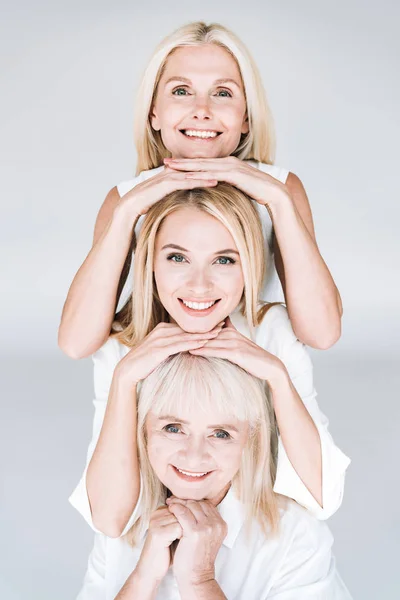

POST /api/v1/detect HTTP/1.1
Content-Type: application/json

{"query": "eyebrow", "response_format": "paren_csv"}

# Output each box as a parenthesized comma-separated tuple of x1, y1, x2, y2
(158, 415, 239, 433)
(161, 244, 239, 255)
(164, 76, 241, 88)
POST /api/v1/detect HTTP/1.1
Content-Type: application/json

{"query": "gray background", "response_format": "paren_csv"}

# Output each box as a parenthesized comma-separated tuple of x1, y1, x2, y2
(1, 1, 399, 598)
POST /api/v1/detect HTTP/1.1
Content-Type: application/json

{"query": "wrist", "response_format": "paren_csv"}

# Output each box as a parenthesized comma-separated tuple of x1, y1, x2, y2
(178, 577, 222, 600)
(265, 361, 290, 393)
(113, 365, 139, 393)
(120, 568, 161, 599)
(264, 188, 294, 218)
(112, 198, 141, 231)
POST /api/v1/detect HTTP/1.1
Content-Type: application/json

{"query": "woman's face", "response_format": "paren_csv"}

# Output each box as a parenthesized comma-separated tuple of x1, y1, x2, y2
(153, 207, 245, 333)
(151, 44, 249, 159)
(146, 403, 249, 504)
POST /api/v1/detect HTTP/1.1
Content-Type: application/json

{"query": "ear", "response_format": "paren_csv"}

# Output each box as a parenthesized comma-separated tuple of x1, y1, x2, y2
(241, 113, 249, 135)
(150, 105, 161, 131)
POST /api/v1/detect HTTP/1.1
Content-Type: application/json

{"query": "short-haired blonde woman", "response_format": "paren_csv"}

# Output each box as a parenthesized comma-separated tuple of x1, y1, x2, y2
(70, 184, 350, 580)
(59, 21, 343, 359)
(74, 352, 352, 599)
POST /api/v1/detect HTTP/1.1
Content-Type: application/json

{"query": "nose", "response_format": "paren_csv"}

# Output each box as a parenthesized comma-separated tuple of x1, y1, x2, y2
(192, 95, 212, 120)
(182, 435, 210, 469)
(187, 266, 213, 295)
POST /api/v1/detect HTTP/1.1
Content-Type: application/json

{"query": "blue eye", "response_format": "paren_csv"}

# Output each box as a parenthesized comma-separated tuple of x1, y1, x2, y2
(164, 424, 181, 434)
(215, 89, 232, 97)
(172, 87, 189, 96)
(213, 430, 231, 439)
(167, 253, 186, 263)
(215, 256, 235, 265)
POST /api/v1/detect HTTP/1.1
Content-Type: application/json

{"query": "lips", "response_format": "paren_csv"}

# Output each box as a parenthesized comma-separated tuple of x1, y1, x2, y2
(178, 298, 221, 317)
(172, 465, 213, 482)
(180, 129, 222, 140)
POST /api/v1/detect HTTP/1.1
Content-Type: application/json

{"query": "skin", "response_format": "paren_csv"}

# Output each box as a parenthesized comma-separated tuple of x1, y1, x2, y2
(151, 44, 249, 159)
(153, 207, 244, 334)
(116, 404, 243, 599)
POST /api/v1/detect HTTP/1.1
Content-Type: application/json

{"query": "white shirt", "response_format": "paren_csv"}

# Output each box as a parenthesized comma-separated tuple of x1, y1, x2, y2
(69, 305, 351, 537)
(115, 161, 290, 312)
(76, 491, 352, 600)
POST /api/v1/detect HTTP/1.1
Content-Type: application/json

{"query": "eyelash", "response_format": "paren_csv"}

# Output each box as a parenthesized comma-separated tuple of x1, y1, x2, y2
(166, 253, 236, 265)
(172, 87, 232, 98)
(163, 424, 231, 440)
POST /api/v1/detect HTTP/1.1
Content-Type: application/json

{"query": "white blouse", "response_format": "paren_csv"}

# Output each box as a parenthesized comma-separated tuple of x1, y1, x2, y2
(69, 305, 351, 538)
(115, 161, 290, 312)
(76, 491, 352, 600)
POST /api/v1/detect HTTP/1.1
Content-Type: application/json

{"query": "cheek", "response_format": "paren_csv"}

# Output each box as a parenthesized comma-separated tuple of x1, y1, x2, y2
(213, 443, 243, 474)
(147, 435, 176, 471)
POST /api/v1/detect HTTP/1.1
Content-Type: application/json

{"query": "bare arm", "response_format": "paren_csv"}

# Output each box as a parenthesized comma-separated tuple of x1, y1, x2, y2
(115, 571, 160, 600)
(58, 187, 138, 358)
(272, 173, 343, 349)
(58, 169, 218, 359)
(269, 366, 322, 507)
(86, 368, 141, 537)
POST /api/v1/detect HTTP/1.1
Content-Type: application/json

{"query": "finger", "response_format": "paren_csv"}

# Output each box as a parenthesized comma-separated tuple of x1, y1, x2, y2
(168, 503, 198, 531)
(166, 497, 188, 507)
(154, 321, 225, 338)
(188, 346, 236, 359)
(184, 500, 209, 523)
(160, 521, 183, 544)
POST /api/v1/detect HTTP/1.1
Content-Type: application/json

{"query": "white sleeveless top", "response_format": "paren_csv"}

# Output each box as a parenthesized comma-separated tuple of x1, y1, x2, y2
(116, 161, 289, 312)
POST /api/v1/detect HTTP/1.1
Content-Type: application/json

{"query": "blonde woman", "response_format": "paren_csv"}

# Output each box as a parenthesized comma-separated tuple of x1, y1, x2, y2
(74, 353, 352, 599)
(70, 184, 350, 548)
(59, 21, 342, 359)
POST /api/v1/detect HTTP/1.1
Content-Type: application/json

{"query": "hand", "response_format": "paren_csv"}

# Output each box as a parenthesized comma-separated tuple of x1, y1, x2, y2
(164, 156, 291, 211)
(188, 316, 286, 389)
(166, 498, 227, 587)
(115, 321, 225, 387)
(115, 165, 218, 219)
(135, 506, 183, 584)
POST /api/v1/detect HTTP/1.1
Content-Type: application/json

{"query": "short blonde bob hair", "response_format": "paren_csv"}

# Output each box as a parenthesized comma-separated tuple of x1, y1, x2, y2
(113, 183, 270, 347)
(134, 21, 275, 174)
(126, 352, 280, 545)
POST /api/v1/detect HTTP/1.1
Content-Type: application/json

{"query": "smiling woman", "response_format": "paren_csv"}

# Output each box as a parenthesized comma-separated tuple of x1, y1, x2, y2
(72, 353, 351, 600)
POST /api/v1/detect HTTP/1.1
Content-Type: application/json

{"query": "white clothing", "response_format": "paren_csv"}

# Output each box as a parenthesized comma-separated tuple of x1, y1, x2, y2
(69, 305, 351, 537)
(115, 161, 289, 312)
(76, 489, 352, 600)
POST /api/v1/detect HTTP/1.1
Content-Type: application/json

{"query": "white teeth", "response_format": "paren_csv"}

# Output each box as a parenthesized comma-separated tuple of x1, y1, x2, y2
(177, 468, 208, 477)
(184, 130, 218, 138)
(182, 300, 216, 310)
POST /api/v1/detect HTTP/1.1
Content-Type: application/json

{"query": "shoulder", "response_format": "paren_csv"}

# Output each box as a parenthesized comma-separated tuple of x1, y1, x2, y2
(250, 160, 290, 185)
(256, 304, 294, 346)
(92, 336, 130, 398)
(93, 335, 130, 364)
(116, 166, 164, 198)
(279, 500, 334, 553)
(256, 303, 311, 364)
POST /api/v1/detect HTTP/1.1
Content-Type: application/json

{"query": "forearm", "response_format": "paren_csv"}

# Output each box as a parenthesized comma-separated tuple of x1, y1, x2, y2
(58, 206, 138, 358)
(269, 367, 322, 506)
(270, 196, 342, 349)
(178, 579, 227, 600)
(115, 570, 160, 600)
(87, 373, 140, 536)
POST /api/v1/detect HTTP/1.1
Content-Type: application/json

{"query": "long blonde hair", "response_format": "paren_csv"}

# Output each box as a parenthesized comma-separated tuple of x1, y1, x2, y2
(134, 21, 275, 174)
(113, 183, 267, 347)
(126, 352, 280, 546)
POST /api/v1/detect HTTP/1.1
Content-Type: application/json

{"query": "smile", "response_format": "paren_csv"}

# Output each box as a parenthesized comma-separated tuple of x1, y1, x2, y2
(178, 298, 221, 316)
(172, 465, 213, 481)
(180, 129, 222, 139)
